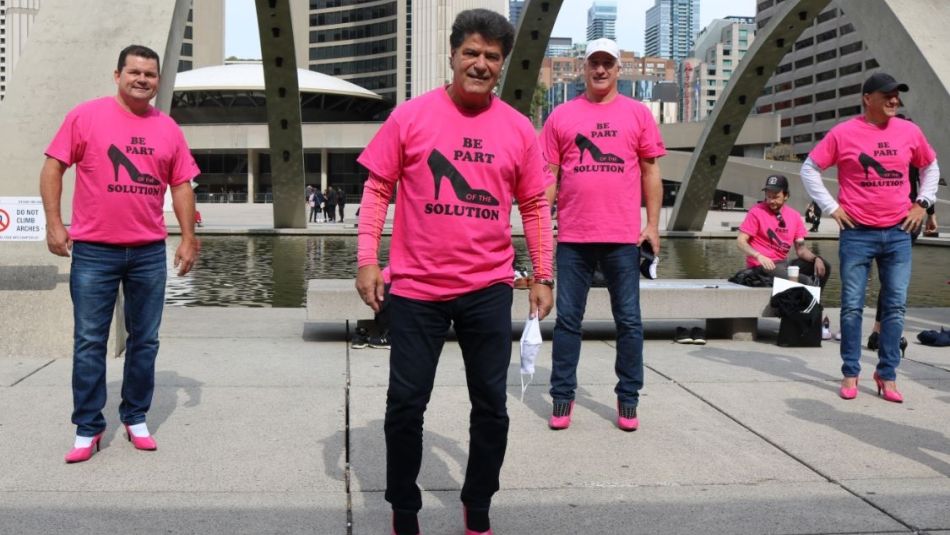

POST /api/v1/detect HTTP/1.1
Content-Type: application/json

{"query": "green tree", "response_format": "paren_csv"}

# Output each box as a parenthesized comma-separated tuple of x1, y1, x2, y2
(530, 83, 548, 128)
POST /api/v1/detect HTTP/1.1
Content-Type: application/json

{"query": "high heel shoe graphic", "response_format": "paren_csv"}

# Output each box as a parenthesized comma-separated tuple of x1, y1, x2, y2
(427, 150, 499, 206)
(858, 153, 903, 181)
(873, 372, 904, 403)
(108, 144, 160, 185)
(574, 133, 623, 164)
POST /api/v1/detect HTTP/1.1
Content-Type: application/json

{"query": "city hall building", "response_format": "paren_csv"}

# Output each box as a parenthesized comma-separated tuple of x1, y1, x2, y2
(171, 63, 392, 204)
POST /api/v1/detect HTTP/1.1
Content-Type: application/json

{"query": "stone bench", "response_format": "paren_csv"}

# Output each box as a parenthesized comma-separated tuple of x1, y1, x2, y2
(307, 279, 775, 340)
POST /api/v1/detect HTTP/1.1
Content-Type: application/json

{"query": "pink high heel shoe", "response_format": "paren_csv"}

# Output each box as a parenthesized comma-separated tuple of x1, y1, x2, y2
(839, 377, 858, 400)
(548, 400, 574, 430)
(617, 402, 639, 431)
(873, 372, 903, 403)
(65, 433, 103, 463)
(125, 424, 157, 451)
(464, 507, 493, 535)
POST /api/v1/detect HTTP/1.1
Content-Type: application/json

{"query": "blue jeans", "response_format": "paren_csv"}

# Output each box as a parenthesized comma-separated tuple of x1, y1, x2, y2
(550, 243, 644, 407)
(70, 241, 167, 437)
(839, 226, 912, 381)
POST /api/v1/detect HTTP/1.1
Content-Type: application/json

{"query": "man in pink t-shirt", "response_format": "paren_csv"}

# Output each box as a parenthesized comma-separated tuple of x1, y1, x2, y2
(354, 10, 553, 535)
(540, 38, 666, 433)
(40, 45, 200, 463)
(800, 72, 940, 403)
(735, 174, 829, 288)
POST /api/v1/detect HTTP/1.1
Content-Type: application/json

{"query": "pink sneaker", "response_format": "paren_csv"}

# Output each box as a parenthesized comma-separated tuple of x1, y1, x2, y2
(617, 402, 639, 431)
(548, 400, 574, 430)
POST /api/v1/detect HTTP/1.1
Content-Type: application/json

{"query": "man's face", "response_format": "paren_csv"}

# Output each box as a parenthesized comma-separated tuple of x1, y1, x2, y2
(114, 55, 160, 104)
(449, 32, 504, 108)
(584, 52, 619, 97)
(764, 190, 788, 213)
(863, 90, 901, 120)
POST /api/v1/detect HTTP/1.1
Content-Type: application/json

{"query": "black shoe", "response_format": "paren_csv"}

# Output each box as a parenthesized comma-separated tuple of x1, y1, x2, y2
(674, 326, 693, 344)
(351, 327, 369, 349)
(689, 327, 707, 345)
(867, 331, 880, 351)
(900, 336, 908, 357)
(368, 331, 390, 349)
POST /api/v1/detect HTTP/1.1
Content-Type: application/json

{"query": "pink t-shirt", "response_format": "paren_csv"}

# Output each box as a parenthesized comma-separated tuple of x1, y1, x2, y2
(45, 97, 199, 246)
(357, 88, 553, 301)
(541, 94, 666, 243)
(739, 202, 807, 268)
(809, 116, 935, 227)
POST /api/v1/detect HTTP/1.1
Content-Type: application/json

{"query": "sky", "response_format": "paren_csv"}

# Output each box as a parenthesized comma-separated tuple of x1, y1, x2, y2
(225, 0, 756, 60)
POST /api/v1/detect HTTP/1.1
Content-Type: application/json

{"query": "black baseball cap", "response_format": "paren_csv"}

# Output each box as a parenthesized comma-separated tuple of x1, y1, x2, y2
(763, 174, 789, 193)
(862, 72, 909, 95)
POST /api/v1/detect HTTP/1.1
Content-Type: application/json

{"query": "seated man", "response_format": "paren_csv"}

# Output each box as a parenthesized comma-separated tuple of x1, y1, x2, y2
(735, 175, 831, 288)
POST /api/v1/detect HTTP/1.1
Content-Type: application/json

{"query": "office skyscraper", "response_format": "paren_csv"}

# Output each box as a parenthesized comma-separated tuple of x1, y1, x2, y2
(509, 0, 524, 27)
(644, 0, 699, 62)
(296, 0, 407, 105)
(681, 16, 755, 122)
(587, 1, 617, 41)
(754, 2, 879, 158)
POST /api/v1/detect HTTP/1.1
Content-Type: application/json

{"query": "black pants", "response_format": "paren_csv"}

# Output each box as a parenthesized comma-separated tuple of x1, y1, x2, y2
(325, 203, 335, 222)
(338, 204, 345, 221)
(385, 284, 513, 513)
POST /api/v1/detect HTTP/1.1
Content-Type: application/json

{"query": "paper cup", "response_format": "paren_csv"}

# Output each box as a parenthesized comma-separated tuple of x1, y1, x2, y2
(787, 265, 800, 282)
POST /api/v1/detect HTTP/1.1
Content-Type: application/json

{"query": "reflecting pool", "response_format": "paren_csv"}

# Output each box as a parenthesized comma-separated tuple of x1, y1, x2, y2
(164, 236, 949, 308)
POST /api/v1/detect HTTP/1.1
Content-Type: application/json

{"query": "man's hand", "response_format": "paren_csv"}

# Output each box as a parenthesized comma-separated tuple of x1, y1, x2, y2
(830, 207, 856, 229)
(639, 224, 661, 256)
(46, 221, 72, 257)
(356, 264, 385, 313)
(758, 255, 776, 272)
(925, 214, 938, 235)
(174, 236, 200, 276)
(901, 204, 927, 233)
(528, 283, 554, 320)
(814, 256, 826, 278)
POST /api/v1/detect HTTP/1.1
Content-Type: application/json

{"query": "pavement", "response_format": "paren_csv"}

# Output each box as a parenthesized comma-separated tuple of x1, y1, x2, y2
(2, 307, 949, 534)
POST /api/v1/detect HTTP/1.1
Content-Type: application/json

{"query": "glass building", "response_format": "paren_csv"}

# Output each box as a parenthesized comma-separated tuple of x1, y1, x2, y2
(644, 0, 699, 63)
(586, 0, 617, 41)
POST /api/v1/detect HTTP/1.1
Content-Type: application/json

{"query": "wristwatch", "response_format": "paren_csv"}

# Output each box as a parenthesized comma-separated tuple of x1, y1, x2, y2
(533, 278, 555, 288)
(916, 198, 932, 210)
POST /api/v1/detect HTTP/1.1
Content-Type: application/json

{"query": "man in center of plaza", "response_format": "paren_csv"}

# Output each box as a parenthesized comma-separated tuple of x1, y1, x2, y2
(355, 9, 553, 535)
(541, 37, 666, 432)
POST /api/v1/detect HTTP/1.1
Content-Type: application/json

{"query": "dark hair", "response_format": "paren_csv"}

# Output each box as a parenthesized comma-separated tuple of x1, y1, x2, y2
(450, 9, 515, 58)
(117, 45, 161, 73)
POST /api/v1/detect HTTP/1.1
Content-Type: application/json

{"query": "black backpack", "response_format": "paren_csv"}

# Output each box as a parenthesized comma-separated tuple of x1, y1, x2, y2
(770, 287, 822, 347)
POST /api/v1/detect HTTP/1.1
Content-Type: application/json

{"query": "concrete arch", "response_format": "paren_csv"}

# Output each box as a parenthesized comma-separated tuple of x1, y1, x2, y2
(668, 0, 832, 231)
(499, 0, 565, 116)
(254, 0, 307, 228)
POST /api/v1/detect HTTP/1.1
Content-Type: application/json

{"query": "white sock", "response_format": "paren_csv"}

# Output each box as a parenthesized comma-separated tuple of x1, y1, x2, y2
(74, 435, 94, 448)
(128, 423, 150, 437)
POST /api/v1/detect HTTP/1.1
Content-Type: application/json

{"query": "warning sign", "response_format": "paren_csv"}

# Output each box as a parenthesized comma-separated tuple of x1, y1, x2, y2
(0, 197, 46, 241)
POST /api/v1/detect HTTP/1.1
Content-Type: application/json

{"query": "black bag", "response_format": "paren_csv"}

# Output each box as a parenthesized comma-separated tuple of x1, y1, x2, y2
(770, 287, 822, 347)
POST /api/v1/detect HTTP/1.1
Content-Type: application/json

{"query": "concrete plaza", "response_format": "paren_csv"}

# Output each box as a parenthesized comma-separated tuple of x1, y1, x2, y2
(1, 306, 948, 534)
